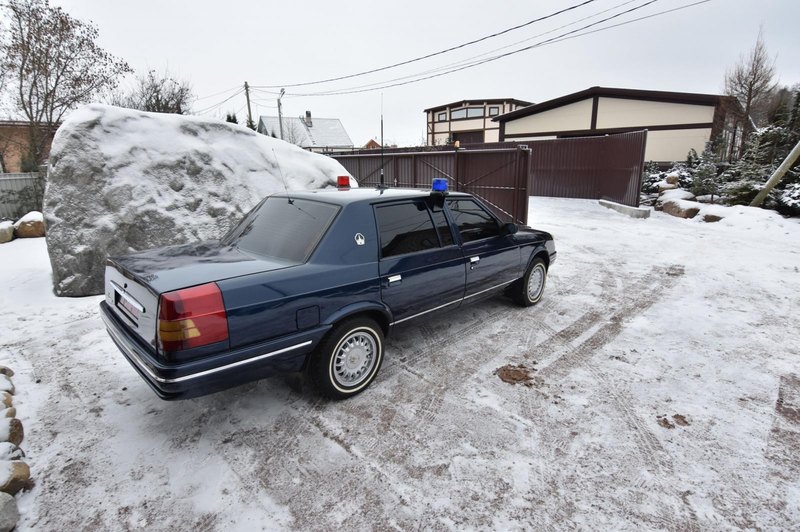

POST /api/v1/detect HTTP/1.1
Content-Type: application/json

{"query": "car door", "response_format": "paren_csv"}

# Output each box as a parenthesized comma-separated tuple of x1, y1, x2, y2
(445, 197, 521, 299)
(375, 198, 465, 323)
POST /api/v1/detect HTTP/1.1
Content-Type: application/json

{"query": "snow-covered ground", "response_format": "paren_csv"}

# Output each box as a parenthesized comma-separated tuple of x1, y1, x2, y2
(2, 197, 799, 530)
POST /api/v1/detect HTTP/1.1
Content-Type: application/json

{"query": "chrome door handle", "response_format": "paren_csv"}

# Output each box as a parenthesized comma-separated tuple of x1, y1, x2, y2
(387, 275, 402, 284)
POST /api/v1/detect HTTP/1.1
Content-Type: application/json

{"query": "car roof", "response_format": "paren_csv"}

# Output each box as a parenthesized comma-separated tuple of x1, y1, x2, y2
(273, 186, 472, 206)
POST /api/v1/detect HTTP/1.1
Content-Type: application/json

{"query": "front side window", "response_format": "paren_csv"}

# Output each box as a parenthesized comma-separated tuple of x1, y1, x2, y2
(223, 197, 339, 262)
(450, 108, 467, 120)
(437, 112, 447, 122)
(376, 201, 440, 258)
(466, 107, 484, 118)
(488, 106, 500, 116)
(446, 198, 500, 243)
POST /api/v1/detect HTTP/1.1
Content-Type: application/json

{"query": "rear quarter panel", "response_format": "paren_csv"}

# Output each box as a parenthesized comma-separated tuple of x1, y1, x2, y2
(218, 201, 384, 349)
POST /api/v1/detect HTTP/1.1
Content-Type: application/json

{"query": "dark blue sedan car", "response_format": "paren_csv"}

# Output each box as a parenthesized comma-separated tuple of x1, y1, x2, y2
(100, 181, 556, 400)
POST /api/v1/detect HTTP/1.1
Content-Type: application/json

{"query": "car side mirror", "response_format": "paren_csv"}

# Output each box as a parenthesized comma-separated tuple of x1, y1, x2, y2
(502, 222, 518, 235)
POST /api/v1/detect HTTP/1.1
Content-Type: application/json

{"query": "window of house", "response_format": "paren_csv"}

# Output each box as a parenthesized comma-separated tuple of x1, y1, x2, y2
(488, 106, 500, 116)
(437, 112, 447, 122)
(375, 201, 440, 258)
(466, 108, 484, 118)
(450, 108, 467, 120)
(446, 199, 500, 243)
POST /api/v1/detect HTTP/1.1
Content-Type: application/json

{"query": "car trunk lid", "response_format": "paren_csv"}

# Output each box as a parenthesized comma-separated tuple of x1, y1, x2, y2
(104, 241, 298, 354)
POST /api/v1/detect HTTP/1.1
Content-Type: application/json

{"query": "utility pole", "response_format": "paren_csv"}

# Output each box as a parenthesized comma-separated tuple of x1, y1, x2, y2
(278, 88, 286, 140)
(244, 81, 253, 129)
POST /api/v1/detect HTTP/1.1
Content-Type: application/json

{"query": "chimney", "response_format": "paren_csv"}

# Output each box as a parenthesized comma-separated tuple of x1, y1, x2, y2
(305, 110, 312, 127)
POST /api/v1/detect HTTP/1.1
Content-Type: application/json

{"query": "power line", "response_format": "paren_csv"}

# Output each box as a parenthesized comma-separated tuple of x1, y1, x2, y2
(279, 0, 645, 97)
(192, 84, 242, 102)
(251, 0, 600, 89)
(194, 87, 244, 115)
(288, 0, 708, 97)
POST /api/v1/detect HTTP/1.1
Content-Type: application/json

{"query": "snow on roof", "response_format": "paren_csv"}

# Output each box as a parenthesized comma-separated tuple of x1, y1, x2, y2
(257, 116, 353, 149)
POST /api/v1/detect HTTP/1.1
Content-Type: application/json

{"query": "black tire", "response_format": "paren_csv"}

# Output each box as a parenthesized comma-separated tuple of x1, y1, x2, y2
(513, 257, 548, 307)
(310, 317, 384, 399)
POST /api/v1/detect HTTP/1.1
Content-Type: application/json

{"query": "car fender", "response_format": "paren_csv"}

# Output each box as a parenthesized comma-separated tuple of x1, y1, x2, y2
(322, 301, 394, 334)
(524, 243, 553, 270)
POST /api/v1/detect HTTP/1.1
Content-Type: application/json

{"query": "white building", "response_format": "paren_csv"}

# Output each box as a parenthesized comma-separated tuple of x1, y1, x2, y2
(258, 111, 353, 153)
(494, 87, 743, 163)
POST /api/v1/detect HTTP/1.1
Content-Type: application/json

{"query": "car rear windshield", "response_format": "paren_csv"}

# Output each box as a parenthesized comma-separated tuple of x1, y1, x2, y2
(222, 197, 339, 263)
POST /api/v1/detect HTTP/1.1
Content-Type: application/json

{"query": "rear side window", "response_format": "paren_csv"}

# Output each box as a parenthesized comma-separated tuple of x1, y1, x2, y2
(446, 198, 501, 243)
(223, 197, 339, 262)
(376, 201, 440, 258)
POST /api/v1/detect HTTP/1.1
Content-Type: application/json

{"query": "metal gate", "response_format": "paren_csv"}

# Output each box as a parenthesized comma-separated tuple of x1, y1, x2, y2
(332, 146, 531, 224)
(528, 130, 648, 207)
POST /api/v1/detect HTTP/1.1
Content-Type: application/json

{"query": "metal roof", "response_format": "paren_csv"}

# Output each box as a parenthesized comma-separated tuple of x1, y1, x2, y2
(257, 116, 353, 149)
(423, 98, 533, 113)
(493, 86, 735, 122)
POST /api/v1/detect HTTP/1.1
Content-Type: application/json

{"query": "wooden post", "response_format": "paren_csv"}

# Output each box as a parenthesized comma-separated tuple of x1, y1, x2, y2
(750, 139, 800, 207)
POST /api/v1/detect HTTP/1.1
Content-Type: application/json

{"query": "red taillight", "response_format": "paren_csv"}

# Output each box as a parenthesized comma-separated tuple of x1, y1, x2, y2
(158, 282, 228, 353)
(337, 175, 351, 189)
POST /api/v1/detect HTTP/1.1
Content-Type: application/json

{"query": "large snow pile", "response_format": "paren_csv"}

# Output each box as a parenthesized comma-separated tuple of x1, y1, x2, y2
(44, 104, 352, 297)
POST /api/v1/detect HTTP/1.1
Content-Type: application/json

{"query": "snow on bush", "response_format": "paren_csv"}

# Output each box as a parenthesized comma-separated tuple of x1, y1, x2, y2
(45, 104, 353, 297)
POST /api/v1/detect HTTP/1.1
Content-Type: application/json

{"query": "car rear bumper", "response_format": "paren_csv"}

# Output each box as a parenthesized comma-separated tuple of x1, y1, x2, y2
(100, 301, 327, 400)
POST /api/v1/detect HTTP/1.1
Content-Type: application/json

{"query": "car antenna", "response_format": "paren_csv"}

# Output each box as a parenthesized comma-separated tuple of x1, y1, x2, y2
(272, 148, 294, 204)
(379, 92, 388, 190)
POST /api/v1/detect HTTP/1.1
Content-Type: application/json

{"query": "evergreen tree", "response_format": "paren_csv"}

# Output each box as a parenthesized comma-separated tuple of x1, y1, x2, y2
(225, 113, 238, 124)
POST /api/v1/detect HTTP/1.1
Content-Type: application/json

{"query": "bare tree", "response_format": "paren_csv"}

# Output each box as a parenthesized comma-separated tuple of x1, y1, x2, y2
(281, 119, 307, 147)
(109, 69, 194, 114)
(725, 30, 777, 157)
(0, 0, 131, 168)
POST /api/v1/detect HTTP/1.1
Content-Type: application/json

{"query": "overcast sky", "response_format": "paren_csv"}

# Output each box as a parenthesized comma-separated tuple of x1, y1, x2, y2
(51, 0, 800, 146)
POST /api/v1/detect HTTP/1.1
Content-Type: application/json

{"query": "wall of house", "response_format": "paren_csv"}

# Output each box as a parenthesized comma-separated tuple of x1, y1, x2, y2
(504, 99, 593, 136)
(595, 98, 715, 128)
(426, 101, 528, 145)
(643, 128, 712, 162)
(0, 125, 30, 173)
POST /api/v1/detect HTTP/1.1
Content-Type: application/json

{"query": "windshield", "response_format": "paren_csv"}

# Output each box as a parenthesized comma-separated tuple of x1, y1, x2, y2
(222, 196, 340, 263)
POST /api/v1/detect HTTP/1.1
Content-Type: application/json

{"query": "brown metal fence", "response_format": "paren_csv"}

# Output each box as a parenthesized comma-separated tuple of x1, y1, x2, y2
(331, 130, 647, 224)
(332, 146, 531, 224)
(528, 130, 648, 207)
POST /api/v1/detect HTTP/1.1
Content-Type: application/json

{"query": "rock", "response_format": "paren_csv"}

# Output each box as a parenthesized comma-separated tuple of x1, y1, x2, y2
(0, 222, 13, 244)
(0, 368, 12, 378)
(0, 461, 30, 495)
(657, 189, 696, 211)
(0, 395, 10, 409)
(657, 181, 678, 192)
(0, 443, 23, 461)
(695, 194, 721, 203)
(661, 199, 700, 219)
(659, 189, 696, 202)
(45, 104, 354, 296)
(0, 410, 13, 420)
(665, 173, 680, 185)
(0, 419, 23, 446)
(13, 211, 45, 238)
(0, 378, 12, 396)
(702, 214, 723, 223)
(0, 491, 19, 532)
